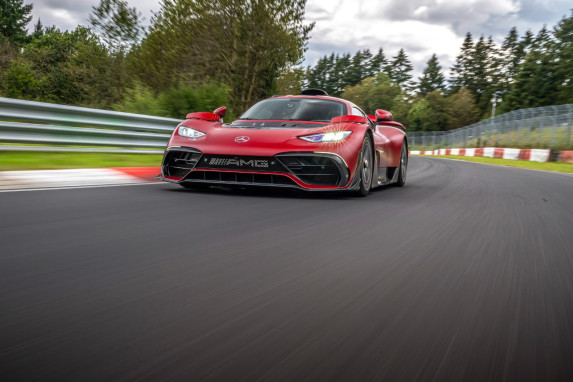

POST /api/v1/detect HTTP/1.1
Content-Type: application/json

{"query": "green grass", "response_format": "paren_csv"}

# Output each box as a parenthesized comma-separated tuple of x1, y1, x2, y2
(420, 155, 573, 173)
(0, 152, 163, 171)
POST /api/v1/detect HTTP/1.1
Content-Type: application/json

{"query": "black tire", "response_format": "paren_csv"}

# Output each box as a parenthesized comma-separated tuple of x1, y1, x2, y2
(394, 142, 407, 187)
(355, 135, 374, 197)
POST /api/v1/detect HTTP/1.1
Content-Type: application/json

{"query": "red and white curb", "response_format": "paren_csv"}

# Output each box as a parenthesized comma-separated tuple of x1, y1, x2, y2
(0, 167, 160, 191)
(408, 148, 565, 163)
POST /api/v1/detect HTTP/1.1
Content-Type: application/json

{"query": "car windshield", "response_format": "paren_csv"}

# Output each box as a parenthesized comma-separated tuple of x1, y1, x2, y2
(239, 98, 347, 123)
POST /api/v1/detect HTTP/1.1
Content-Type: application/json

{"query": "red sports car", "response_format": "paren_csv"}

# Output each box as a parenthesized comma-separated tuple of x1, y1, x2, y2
(160, 89, 407, 196)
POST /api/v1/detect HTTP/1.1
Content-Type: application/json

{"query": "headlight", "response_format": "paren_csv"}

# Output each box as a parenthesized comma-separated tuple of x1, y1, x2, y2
(178, 125, 206, 138)
(299, 131, 352, 143)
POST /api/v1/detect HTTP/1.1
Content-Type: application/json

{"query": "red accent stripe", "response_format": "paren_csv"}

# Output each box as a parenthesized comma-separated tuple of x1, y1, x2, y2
(494, 148, 504, 158)
(475, 148, 484, 156)
(459, 149, 466, 156)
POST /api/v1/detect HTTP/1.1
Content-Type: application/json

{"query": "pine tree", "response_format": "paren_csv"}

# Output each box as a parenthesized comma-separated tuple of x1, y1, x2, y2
(346, 50, 366, 87)
(520, 30, 534, 55)
(388, 48, 414, 90)
(418, 54, 445, 96)
(333, 53, 351, 96)
(366, 48, 388, 78)
(553, 11, 573, 103)
(505, 26, 558, 110)
(0, 0, 33, 44)
(31, 18, 44, 39)
(449, 32, 474, 92)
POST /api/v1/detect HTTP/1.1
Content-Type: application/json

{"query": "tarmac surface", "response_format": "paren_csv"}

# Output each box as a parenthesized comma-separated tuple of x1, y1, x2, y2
(1, 157, 572, 381)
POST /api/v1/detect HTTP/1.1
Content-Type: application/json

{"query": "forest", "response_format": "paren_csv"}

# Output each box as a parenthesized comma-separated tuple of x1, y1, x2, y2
(1, 0, 572, 131)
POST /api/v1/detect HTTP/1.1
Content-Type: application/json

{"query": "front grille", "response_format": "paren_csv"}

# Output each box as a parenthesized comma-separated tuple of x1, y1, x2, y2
(277, 155, 342, 186)
(196, 155, 286, 172)
(186, 171, 298, 187)
(163, 149, 202, 178)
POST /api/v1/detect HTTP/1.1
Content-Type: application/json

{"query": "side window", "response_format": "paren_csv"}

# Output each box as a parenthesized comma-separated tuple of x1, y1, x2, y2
(352, 107, 368, 119)
(351, 107, 363, 117)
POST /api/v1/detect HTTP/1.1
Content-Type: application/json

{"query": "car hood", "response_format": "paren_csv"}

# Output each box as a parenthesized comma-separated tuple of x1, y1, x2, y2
(168, 119, 366, 157)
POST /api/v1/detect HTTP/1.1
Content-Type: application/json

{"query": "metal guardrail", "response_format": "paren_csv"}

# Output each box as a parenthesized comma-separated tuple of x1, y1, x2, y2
(2, 97, 572, 154)
(408, 104, 573, 151)
(0, 97, 181, 153)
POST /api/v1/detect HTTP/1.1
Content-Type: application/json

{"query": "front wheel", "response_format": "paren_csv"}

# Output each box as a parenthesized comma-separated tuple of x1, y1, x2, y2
(355, 135, 374, 197)
(394, 143, 407, 187)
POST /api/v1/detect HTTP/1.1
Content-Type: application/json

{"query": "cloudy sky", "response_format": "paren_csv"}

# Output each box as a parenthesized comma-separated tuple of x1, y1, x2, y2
(29, 0, 572, 76)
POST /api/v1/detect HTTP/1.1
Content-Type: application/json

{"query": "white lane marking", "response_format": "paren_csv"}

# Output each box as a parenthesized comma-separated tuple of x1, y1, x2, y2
(0, 182, 165, 193)
(0, 168, 156, 191)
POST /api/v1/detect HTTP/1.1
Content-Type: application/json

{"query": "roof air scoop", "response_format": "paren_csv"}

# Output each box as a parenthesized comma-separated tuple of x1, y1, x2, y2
(300, 88, 329, 96)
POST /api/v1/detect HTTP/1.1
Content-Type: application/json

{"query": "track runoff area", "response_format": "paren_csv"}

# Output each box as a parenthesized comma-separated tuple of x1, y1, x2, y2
(1, 156, 572, 381)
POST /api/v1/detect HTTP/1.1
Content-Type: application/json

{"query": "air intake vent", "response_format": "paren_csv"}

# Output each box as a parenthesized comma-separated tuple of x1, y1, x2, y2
(186, 171, 298, 187)
(277, 155, 343, 186)
(163, 149, 202, 178)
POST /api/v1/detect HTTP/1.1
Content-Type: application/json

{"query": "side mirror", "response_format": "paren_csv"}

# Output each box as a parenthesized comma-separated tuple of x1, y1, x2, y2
(213, 106, 226, 119)
(375, 109, 393, 123)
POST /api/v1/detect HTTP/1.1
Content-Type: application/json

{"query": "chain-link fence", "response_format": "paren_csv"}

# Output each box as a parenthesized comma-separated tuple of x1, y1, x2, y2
(408, 104, 573, 151)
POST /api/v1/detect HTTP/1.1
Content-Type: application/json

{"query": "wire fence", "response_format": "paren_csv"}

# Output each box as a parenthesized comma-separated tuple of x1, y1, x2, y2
(408, 104, 573, 151)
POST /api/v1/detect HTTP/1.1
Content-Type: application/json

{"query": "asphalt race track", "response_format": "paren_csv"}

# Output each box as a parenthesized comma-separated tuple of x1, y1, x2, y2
(1, 157, 573, 381)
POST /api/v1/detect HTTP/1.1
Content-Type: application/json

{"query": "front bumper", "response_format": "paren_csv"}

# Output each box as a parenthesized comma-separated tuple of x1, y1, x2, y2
(160, 147, 354, 190)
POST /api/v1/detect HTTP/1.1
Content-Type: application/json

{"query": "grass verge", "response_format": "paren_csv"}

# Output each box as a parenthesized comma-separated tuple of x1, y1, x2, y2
(0, 152, 163, 171)
(421, 155, 573, 173)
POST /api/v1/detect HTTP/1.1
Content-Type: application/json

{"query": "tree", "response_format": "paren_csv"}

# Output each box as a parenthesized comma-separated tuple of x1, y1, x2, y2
(89, 0, 145, 51)
(0, 33, 16, 81)
(2, 26, 120, 107)
(0, 0, 33, 44)
(341, 73, 402, 114)
(500, 27, 525, 93)
(445, 88, 481, 129)
(31, 18, 44, 40)
(136, 0, 314, 113)
(345, 50, 368, 87)
(333, 53, 351, 96)
(554, 11, 573, 104)
(365, 48, 387, 78)
(450, 33, 474, 92)
(388, 48, 414, 90)
(504, 26, 558, 110)
(419, 54, 445, 96)
(408, 90, 448, 131)
(469, 35, 502, 112)
(276, 67, 305, 95)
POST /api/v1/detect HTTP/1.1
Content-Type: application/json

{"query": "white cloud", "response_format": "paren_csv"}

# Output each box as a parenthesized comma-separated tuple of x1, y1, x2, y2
(27, 0, 572, 77)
